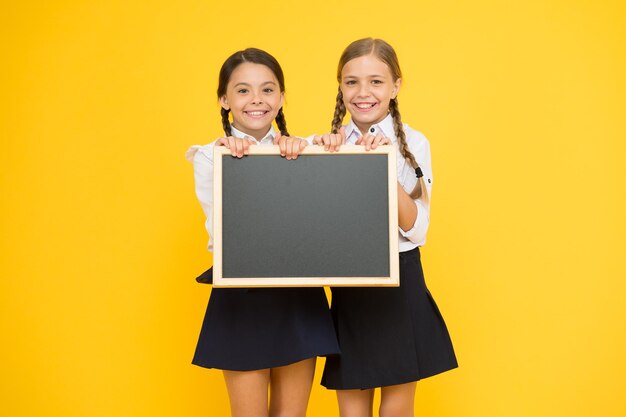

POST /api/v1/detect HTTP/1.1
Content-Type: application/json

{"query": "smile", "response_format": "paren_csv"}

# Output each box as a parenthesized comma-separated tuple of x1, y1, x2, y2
(244, 110, 270, 118)
(353, 102, 378, 111)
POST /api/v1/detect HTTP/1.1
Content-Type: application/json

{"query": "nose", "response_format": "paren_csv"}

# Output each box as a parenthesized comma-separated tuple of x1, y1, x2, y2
(251, 91, 264, 105)
(357, 83, 371, 98)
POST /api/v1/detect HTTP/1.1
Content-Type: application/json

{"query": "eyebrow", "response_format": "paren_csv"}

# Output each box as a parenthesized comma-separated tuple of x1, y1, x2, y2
(342, 75, 386, 79)
(232, 81, 278, 88)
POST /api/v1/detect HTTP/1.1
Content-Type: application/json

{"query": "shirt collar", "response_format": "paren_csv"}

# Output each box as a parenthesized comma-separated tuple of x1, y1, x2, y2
(344, 113, 397, 144)
(230, 125, 277, 144)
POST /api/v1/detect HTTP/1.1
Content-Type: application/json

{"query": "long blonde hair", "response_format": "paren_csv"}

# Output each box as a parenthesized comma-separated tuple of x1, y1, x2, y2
(332, 38, 424, 199)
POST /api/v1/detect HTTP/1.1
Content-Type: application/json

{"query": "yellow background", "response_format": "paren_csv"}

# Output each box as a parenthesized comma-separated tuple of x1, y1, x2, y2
(2, 1, 625, 416)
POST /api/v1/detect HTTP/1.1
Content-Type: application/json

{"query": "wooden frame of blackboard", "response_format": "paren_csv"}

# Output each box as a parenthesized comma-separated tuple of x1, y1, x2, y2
(212, 145, 399, 287)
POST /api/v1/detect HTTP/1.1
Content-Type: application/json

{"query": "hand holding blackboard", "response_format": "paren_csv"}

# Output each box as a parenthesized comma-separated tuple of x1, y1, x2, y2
(273, 133, 308, 159)
(214, 136, 254, 158)
(312, 126, 346, 152)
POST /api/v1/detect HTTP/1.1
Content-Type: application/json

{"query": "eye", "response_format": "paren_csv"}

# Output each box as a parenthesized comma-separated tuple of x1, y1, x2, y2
(237, 88, 249, 94)
(263, 88, 274, 93)
(345, 79, 357, 86)
(371, 79, 383, 85)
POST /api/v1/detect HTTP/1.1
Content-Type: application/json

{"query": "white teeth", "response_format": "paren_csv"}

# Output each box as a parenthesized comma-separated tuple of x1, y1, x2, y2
(246, 111, 266, 116)
(355, 103, 375, 109)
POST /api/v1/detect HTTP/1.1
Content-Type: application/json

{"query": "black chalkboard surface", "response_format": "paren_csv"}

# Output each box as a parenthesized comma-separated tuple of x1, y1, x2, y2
(212, 145, 399, 287)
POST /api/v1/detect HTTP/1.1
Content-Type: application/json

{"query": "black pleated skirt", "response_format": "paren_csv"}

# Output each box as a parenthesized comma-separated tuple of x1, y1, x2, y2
(193, 286, 340, 371)
(321, 247, 458, 389)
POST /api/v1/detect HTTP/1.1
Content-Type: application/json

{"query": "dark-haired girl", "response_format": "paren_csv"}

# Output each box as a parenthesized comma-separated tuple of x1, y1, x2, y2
(315, 38, 458, 417)
(186, 48, 339, 417)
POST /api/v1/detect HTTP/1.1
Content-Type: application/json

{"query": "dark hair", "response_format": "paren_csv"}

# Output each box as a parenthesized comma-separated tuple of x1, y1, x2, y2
(217, 48, 289, 136)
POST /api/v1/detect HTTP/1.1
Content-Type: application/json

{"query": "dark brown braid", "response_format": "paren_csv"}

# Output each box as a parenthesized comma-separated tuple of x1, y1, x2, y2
(274, 107, 289, 136)
(221, 108, 232, 136)
(331, 86, 346, 134)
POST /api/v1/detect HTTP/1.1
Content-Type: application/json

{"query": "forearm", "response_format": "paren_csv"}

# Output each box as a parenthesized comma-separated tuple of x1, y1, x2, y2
(398, 182, 417, 232)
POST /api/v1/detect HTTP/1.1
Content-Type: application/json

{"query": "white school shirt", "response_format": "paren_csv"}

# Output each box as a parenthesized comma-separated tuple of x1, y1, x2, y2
(185, 125, 277, 251)
(342, 114, 434, 251)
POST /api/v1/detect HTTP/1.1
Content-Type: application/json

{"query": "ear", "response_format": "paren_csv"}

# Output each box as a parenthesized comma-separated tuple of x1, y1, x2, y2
(392, 78, 402, 99)
(279, 91, 285, 108)
(219, 95, 229, 110)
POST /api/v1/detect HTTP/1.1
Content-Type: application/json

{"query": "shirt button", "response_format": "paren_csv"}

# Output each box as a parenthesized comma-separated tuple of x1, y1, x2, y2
(370, 127, 375, 133)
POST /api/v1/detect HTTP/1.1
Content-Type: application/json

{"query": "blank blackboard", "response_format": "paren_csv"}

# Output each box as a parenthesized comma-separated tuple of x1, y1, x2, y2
(212, 145, 399, 287)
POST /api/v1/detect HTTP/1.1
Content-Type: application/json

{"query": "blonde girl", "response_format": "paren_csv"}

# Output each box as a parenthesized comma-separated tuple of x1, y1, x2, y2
(315, 38, 458, 417)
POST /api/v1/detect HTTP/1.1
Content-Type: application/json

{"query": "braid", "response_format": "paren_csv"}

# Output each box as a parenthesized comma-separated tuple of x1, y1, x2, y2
(331, 86, 346, 133)
(390, 98, 423, 199)
(275, 107, 289, 136)
(389, 98, 417, 168)
(221, 108, 231, 136)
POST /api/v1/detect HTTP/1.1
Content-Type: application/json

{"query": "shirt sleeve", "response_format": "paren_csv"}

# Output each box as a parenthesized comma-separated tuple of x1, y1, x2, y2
(398, 132, 433, 245)
(399, 199, 430, 244)
(186, 144, 215, 251)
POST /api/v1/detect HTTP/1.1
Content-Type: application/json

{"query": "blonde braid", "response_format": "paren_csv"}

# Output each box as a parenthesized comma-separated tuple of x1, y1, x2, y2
(331, 86, 346, 134)
(390, 98, 424, 199)
(389, 98, 416, 167)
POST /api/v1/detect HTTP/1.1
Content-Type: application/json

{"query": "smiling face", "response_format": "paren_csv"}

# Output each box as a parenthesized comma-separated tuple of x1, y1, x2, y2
(340, 54, 401, 134)
(219, 62, 284, 140)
